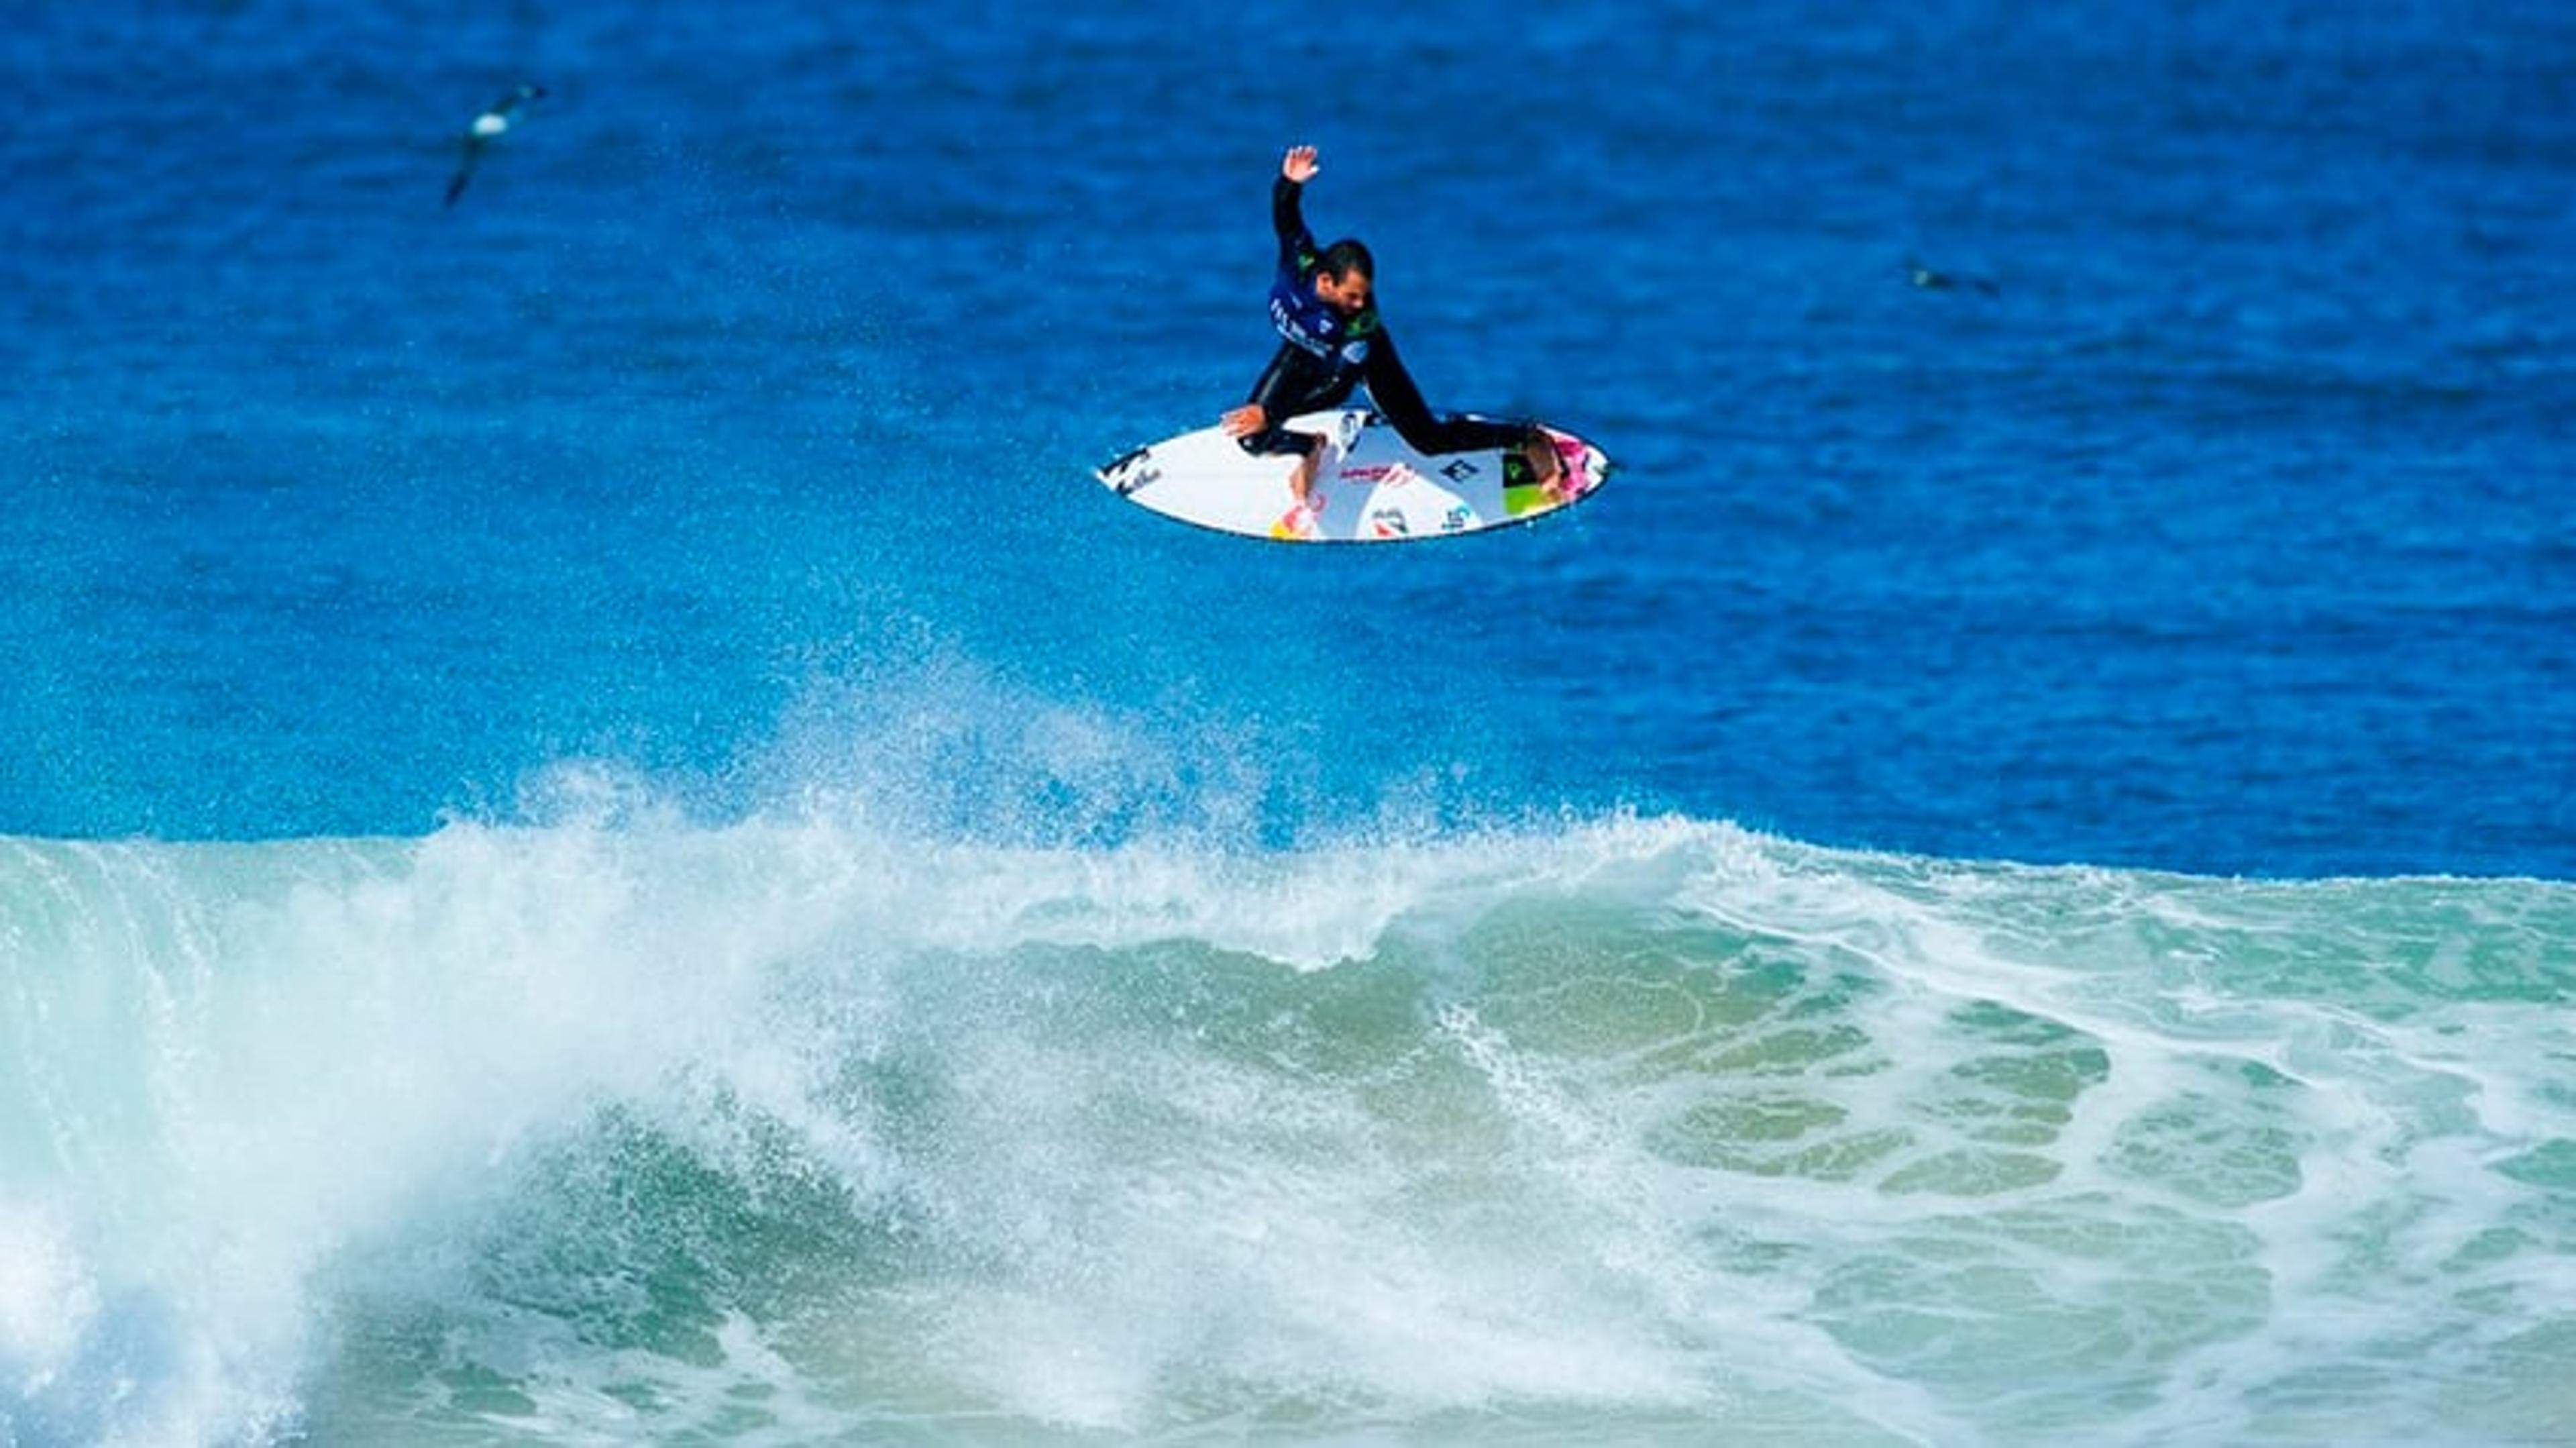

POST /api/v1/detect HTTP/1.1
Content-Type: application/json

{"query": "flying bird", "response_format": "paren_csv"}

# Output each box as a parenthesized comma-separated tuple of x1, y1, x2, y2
(445, 85, 545, 208)
(1906, 258, 2000, 297)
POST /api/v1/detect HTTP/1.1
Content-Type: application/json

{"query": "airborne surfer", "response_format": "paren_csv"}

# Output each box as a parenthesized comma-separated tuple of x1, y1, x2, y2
(1222, 145, 1570, 509)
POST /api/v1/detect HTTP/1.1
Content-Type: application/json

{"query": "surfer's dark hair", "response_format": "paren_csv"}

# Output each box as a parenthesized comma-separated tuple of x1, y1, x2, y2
(1319, 238, 1374, 280)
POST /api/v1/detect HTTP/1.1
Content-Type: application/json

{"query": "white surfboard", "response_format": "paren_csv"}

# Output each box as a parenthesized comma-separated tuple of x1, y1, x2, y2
(1095, 409, 1609, 544)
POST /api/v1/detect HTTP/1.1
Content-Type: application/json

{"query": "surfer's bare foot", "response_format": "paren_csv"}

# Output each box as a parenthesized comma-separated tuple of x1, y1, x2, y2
(1522, 433, 1562, 487)
(1289, 444, 1322, 503)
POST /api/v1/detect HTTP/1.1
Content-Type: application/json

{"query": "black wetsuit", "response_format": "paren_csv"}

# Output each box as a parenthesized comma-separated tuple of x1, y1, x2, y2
(1237, 175, 1532, 460)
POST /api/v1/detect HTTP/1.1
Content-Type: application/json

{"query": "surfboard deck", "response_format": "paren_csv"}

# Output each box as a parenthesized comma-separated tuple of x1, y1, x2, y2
(1095, 409, 1609, 544)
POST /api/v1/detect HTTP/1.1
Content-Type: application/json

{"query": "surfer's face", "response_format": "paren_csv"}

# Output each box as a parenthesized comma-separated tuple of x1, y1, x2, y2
(1314, 267, 1371, 317)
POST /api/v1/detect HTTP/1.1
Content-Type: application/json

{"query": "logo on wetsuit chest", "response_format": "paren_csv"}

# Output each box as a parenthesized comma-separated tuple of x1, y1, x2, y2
(1273, 280, 1378, 370)
(1335, 311, 1378, 368)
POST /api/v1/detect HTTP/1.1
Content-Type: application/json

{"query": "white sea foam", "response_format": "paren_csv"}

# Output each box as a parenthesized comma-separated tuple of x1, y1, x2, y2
(2, 815, 2569, 1444)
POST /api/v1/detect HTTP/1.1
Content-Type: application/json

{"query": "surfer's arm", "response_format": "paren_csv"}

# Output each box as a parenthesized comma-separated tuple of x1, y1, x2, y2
(1222, 401, 1324, 456)
(1272, 146, 1320, 262)
(1271, 176, 1308, 261)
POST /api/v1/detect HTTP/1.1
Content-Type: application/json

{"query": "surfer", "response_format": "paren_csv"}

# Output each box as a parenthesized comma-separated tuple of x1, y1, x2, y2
(1222, 145, 1566, 505)
(445, 84, 545, 208)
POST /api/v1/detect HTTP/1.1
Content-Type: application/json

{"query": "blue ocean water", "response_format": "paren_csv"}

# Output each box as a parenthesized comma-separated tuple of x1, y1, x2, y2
(5, 1, 2573, 1443)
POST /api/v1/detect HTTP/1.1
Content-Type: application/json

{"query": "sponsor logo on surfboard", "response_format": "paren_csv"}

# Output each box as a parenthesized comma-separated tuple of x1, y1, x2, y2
(1097, 446, 1160, 495)
(1338, 463, 1419, 488)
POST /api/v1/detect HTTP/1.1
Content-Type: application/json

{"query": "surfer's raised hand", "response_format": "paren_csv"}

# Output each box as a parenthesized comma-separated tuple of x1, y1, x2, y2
(1281, 146, 1320, 184)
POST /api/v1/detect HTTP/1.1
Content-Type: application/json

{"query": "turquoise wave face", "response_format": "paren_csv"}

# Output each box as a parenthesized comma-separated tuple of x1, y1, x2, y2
(6, 817, 2571, 1444)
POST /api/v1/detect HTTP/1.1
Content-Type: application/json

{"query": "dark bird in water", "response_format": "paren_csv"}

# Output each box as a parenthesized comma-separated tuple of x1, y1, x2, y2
(445, 85, 545, 208)
(1906, 258, 2000, 297)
